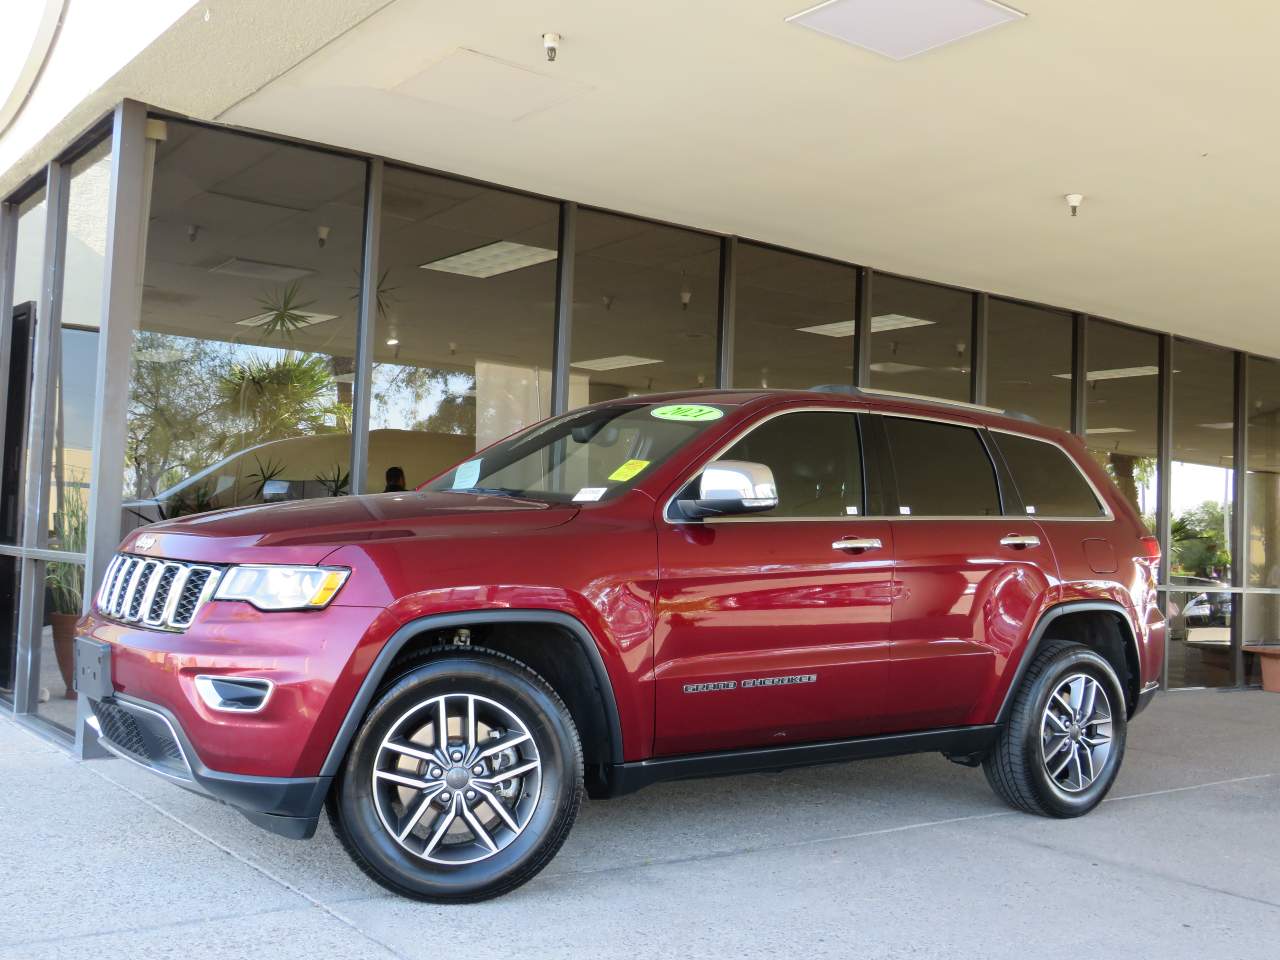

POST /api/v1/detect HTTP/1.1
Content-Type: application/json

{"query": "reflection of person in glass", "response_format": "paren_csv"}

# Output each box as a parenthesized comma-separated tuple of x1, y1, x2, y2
(384, 466, 407, 493)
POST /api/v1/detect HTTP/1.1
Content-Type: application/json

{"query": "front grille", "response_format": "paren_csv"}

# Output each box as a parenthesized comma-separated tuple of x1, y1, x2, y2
(90, 698, 191, 779)
(96, 553, 223, 631)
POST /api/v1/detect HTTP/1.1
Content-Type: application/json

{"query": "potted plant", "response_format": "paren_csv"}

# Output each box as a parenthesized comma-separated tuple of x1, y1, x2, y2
(46, 491, 88, 699)
(1243, 644, 1280, 693)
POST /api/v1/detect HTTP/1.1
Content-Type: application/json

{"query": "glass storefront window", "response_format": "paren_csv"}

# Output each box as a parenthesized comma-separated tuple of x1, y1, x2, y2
(1086, 320, 1159, 531)
(868, 274, 972, 402)
(571, 210, 719, 402)
(38, 561, 82, 732)
(0, 556, 17, 704)
(1246, 356, 1280, 591)
(732, 243, 857, 390)
(125, 122, 366, 526)
(45, 140, 110, 551)
(369, 167, 559, 490)
(1165, 340, 1236, 687)
(1165, 589, 1235, 688)
(2, 187, 47, 547)
(987, 299, 1073, 429)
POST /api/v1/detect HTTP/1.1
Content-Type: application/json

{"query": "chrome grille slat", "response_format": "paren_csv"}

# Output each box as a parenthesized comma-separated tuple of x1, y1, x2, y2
(94, 552, 223, 632)
(108, 557, 137, 615)
(96, 555, 124, 610)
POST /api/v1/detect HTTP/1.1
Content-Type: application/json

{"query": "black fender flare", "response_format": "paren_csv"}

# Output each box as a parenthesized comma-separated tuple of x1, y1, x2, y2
(994, 600, 1142, 725)
(318, 609, 625, 778)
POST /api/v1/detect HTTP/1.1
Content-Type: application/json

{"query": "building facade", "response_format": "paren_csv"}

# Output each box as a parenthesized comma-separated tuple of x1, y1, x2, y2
(4, 3, 1280, 751)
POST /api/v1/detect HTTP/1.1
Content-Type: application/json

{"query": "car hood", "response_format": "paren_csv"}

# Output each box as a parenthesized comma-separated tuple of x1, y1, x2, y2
(119, 492, 578, 565)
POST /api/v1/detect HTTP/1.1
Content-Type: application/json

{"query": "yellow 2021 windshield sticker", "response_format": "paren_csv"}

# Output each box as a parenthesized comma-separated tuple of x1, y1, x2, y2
(608, 459, 651, 482)
(650, 404, 723, 422)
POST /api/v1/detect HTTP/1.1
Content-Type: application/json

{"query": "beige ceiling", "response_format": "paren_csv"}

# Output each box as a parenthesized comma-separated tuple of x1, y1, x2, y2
(203, 0, 1280, 361)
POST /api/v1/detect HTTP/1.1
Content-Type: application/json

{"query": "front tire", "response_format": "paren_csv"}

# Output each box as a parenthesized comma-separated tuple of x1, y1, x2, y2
(328, 648, 583, 902)
(983, 639, 1127, 818)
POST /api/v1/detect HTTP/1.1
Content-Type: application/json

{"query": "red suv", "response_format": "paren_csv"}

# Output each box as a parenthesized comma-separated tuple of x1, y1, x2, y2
(76, 387, 1163, 901)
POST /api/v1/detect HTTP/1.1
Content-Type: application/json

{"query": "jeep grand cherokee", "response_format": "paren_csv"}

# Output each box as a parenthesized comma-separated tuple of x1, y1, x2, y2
(76, 386, 1163, 901)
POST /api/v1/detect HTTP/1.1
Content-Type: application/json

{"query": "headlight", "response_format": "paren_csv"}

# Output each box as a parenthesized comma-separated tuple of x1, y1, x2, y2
(214, 565, 349, 611)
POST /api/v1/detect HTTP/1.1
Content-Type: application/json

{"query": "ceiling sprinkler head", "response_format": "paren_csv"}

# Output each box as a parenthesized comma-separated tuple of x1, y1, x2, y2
(543, 32, 560, 62)
(1065, 193, 1084, 217)
(317, 225, 330, 248)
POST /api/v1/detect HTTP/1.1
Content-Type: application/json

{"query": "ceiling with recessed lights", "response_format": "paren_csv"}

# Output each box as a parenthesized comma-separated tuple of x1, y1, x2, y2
(190, 0, 1279, 362)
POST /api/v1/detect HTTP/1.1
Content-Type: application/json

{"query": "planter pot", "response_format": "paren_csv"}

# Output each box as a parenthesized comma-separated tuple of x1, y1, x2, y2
(1243, 645, 1280, 693)
(49, 612, 79, 700)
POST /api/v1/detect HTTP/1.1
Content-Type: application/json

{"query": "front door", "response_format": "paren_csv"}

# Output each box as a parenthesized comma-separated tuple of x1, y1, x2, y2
(653, 409, 894, 756)
(873, 414, 1056, 733)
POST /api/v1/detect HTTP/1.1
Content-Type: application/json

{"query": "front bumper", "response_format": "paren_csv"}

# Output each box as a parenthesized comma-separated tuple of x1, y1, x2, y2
(87, 692, 330, 838)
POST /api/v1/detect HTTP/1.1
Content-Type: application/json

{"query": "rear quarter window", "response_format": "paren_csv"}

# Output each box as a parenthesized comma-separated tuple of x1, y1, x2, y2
(993, 432, 1105, 518)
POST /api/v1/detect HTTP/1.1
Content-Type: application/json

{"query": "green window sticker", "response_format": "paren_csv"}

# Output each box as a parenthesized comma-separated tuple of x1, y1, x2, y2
(650, 404, 724, 423)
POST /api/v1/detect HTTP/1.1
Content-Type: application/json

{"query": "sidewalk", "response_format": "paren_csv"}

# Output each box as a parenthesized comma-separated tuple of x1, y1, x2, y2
(2, 689, 1278, 959)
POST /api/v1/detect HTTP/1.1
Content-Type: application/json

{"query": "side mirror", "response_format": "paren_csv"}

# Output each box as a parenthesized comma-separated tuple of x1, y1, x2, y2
(677, 460, 779, 520)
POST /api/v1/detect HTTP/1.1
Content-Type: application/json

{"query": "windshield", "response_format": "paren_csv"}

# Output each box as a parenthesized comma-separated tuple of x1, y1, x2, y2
(424, 402, 727, 503)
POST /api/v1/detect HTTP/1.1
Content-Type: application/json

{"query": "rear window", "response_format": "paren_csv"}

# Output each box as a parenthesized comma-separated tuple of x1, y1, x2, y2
(992, 432, 1104, 518)
(882, 417, 1000, 517)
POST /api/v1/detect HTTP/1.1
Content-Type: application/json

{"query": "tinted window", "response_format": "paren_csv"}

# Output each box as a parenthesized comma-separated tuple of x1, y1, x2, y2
(994, 432, 1103, 518)
(883, 417, 999, 516)
(720, 412, 862, 518)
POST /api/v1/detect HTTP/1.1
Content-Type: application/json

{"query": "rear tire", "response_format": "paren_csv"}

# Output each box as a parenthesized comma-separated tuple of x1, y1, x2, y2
(983, 639, 1127, 818)
(327, 648, 583, 902)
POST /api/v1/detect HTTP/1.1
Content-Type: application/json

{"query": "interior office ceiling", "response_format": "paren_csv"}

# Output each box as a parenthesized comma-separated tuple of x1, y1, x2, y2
(212, 0, 1280, 360)
(6, 1, 1280, 361)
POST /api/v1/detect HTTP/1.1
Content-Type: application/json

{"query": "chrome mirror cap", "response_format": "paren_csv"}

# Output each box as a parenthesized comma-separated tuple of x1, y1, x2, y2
(677, 460, 779, 519)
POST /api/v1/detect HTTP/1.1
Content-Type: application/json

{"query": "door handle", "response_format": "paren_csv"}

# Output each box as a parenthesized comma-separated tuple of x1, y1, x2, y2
(999, 534, 1041, 549)
(832, 537, 882, 552)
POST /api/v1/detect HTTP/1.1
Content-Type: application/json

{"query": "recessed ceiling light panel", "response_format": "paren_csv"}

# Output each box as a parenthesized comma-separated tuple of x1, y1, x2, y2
(1053, 366, 1161, 381)
(1085, 427, 1134, 435)
(210, 258, 314, 282)
(420, 240, 557, 278)
(786, 0, 1025, 61)
(797, 314, 934, 337)
(571, 355, 663, 372)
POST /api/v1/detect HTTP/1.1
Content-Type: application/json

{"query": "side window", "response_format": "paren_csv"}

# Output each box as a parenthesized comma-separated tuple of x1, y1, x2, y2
(993, 432, 1104, 518)
(883, 417, 1000, 516)
(719, 411, 862, 518)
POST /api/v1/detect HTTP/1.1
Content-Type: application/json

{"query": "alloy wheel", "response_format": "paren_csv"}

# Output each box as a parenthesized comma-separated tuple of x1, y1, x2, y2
(372, 692, 543, 865)
(1040, 672, 1114, 793)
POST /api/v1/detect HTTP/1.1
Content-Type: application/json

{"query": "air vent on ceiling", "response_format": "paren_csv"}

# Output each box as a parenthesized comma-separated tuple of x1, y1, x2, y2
(209, 258, 314, 282)
(786, 0, 1025, 61)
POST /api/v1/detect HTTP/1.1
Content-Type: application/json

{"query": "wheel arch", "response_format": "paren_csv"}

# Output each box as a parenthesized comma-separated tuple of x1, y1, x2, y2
(995, 601, 1143, 724)
(319, 610, 625, 781)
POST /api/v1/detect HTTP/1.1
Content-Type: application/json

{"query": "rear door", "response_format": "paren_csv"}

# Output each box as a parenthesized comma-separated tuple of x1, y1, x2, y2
(870, 413, 1057, 733)
(653, 408, 895, 755)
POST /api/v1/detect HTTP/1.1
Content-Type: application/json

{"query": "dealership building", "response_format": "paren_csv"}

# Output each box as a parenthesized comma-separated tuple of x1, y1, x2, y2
(2, 0, 1278, 751)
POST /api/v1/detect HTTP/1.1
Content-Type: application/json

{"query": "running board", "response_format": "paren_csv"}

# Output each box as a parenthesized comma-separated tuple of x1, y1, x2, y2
(602, 725, 1000, 797)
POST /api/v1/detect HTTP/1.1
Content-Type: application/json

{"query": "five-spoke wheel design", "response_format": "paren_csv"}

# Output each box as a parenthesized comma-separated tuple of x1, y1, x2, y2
(1040, 672, 1113, 793)
(372, 693, 542, 865)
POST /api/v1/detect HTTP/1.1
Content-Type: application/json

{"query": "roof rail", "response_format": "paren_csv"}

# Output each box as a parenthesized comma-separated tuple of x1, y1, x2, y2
(808, 385, 1039, 423)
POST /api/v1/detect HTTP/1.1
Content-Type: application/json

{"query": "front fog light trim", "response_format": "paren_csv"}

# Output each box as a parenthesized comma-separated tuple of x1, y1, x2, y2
(194, 675, 275, 714)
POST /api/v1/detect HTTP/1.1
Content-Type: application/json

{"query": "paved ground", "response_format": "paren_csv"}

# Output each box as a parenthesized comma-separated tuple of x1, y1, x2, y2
(2, 689, 1279, 959)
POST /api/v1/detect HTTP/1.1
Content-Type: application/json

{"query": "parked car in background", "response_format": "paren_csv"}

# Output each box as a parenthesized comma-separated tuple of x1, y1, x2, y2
(76, 387, 1164, 901)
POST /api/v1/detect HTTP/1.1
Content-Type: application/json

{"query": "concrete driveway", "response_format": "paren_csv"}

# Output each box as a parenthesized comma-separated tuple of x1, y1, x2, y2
(2, 689, 1279, 959)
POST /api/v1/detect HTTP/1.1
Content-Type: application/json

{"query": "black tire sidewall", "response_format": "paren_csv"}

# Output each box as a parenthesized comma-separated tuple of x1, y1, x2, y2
(334, 655, 581, 901)
(1020, 647, 1127, 817)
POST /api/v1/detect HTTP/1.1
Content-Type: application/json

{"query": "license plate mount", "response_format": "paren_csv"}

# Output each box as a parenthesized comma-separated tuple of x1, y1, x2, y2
(75, 637, 113, 700)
